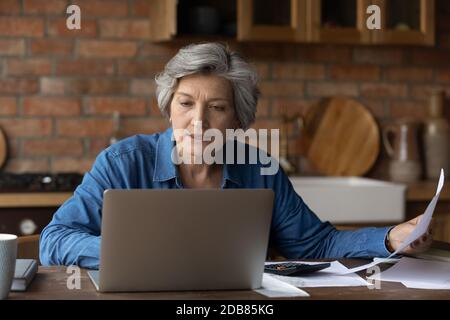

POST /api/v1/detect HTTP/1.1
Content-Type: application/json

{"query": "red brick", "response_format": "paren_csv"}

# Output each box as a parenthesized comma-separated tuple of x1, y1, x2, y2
(389, 101, 428, 119)
(330, 65, 381, 81)
(47, 18, 97, 37)
(118, 60, 166, 76)
(307, 83, 359, 97)
(132, 0, 152, 17)
(73, 0, 128, 17)
(87, 98, 147, 116)
(0, 79, 38, 94)
(40, 77, 65, 95)
(255, 98, 271, 118)
(409, 85, 450, 100)
(0, 39, 25, 56)
(298, 46, 352, 63)
(272, 63, 325, 80)
(0, 0, 21, 14)
(149, 97, 163, 116)
(139, 43, 179, 57)
(89, 138, 109, 156)
(411, 49, 450, 67)
(6, 59, 51, 76)
(259, 82, 305, 97)
(359, 99, 386, 118)
(385, 67, 434, 82)
(23, 0, 67, 14)
(30, 39, 74, 56)
(0, 97, 17, 115)
(52, 158, 95, 173)
(55, 60, 114, 76)
(360, 83, 408, 98)
(0, 17, 44, 37)
(436, 68, 450, 83)
(23, 138, 84, 157)
(99, 19, 151, 39)
(272, 98, 311, 117)
(0, 119, 52, 137)
(23, 97, 81, 116)
(57, 119, 114, 137)
(4, 159, 50, 173)
(66, 79, 129, 95)
(239, 43, 298, 61)
(79, 40, 137, 58)
(253, 62, 270, 80)
(122, 118, 169, 136)
(130, 79, 155, 95)
(6, 139, 19, 158)
(353, 48, 404, 65)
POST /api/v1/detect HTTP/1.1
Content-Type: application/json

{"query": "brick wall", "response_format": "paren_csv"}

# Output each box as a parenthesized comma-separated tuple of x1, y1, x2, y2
(0, 0, 449, 175)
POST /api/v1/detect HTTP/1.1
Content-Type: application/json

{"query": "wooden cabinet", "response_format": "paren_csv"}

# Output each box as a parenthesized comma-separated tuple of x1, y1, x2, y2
(237, 0, 307, 42)
(149, 0, 435, 45)
(371, 0, 435, 45)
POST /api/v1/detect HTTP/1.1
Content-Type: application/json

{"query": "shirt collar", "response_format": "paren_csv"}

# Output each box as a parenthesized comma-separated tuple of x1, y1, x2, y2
(153, 127, 243, 187)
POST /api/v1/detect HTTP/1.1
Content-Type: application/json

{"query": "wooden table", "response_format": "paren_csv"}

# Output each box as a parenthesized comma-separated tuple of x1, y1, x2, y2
(8, 259, 450, 300)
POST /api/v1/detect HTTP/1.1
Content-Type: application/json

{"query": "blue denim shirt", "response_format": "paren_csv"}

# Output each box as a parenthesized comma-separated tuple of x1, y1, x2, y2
(40, 127, 392, 269)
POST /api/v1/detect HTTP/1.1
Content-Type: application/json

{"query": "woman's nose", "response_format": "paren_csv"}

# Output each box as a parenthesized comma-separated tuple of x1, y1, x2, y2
(192, 104, 209, 128)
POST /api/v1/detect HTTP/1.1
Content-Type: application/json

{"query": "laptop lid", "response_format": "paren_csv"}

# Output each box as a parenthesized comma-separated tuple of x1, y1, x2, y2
(97, 189, 274, 292)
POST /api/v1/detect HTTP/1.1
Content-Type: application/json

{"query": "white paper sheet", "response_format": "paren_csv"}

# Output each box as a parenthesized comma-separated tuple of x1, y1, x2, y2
(265, 261, 369, 287)
(370, 256, 450, 290)
(255, 274, 310, 298)
(338, 169, 445, 275)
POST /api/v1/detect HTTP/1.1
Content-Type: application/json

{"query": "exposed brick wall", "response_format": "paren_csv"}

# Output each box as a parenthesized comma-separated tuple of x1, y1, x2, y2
(0, 0, 449, 175)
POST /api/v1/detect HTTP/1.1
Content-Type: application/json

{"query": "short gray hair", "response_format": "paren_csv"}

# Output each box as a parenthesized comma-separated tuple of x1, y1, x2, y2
(155, 43, 260, 129)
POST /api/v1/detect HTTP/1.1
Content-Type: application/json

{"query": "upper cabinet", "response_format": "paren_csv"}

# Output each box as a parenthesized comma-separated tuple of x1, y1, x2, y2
(308, 0, 372, 44)
(148, 0, 435, 46)
(237, 0, 307, 42)
(371, 0, 435, 45)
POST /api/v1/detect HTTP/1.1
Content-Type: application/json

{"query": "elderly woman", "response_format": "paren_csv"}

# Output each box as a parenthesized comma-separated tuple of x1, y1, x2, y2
(40, 43, 432, 269)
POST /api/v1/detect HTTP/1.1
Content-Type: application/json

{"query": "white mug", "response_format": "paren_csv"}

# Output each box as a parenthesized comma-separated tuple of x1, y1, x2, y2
(0, 234, 17, 300)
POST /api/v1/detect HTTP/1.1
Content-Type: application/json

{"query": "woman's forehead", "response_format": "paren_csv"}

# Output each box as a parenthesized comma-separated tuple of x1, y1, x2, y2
(175, 74, 233, 99)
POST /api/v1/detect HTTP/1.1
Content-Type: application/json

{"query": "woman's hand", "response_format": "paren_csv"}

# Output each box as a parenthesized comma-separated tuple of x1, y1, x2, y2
(387, 214, 434, 255)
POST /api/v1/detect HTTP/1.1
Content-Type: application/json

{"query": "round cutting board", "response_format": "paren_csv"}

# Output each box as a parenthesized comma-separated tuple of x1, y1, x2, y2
(0, 127, 7, 169)
(302, 97, 380, 176)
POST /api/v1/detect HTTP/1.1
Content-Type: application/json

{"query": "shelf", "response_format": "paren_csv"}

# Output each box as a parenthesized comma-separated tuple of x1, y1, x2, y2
(0, 192, 72, 208)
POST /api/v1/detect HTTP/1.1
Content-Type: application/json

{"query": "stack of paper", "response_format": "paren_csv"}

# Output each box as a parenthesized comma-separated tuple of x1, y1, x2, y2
(255, 274, 310, 297)
(265, 261, 370, 288)
(370, 256, 450, 290)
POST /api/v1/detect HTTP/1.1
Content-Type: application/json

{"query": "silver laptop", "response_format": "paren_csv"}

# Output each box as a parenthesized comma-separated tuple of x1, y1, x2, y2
(88, 189, 274, 292)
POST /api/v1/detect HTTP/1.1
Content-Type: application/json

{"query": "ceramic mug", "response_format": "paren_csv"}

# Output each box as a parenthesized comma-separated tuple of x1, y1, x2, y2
(0, 234, 17, 300)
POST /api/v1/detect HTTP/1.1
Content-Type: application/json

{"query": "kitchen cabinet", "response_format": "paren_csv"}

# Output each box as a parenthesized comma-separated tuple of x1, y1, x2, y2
(371, 0, 435, 45)
(148, 0, 435, 45)
(237, 0, 307, 42)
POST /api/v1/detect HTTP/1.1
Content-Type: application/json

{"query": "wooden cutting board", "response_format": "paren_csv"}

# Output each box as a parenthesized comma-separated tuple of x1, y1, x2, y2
(0, 127, 7, 169)
(302, 97, 380, 176)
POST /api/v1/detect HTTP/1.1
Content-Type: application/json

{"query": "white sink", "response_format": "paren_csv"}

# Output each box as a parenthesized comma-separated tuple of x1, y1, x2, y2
(289, 177, 406, 224)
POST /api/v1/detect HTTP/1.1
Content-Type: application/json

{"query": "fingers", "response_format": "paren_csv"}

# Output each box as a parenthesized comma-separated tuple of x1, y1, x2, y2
(409, 214, 424, 225)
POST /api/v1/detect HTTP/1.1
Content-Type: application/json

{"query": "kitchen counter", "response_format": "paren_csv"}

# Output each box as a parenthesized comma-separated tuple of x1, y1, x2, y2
(406, 181, 450, 201)
(0, 192, 72, 208)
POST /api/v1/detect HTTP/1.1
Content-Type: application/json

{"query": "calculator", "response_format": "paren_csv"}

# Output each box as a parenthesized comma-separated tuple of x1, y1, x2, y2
(264, 262, 331, 276)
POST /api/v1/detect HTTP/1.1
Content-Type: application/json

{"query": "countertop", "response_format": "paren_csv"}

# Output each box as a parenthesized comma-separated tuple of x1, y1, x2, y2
(0, 179, 448, 208)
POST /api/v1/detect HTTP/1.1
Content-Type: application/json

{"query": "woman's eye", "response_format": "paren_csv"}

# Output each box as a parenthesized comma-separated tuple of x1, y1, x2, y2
(180, 102, 192, 107)
(211, 105, 225, 111)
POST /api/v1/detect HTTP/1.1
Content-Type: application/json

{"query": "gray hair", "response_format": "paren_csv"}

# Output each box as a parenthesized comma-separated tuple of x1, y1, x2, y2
(155, 43, 260, 129)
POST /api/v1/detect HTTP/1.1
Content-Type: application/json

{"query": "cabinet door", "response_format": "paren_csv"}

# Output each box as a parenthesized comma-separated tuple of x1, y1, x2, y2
(372, 0, 435, 45)
(237, 0, 307, 42)
(149, 0, 177, 41)
(308, 0, 371, 44)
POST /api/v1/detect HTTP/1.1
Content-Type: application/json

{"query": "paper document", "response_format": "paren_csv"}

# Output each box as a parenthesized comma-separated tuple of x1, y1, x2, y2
(370, 256, 450, 290)
(339, 169, 445, 275)
(255, 274, 310, 298)
(266, 261, 369, 287)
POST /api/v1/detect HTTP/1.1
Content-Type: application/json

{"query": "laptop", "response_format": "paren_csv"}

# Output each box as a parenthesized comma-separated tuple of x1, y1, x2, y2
(88, 189, 274, 292)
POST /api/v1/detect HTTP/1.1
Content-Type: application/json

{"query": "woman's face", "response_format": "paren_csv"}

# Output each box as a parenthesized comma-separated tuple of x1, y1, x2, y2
(170, 73, 239, 160)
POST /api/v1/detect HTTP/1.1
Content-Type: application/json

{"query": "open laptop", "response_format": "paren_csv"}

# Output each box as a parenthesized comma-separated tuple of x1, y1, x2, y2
(88, 189, 274, 292)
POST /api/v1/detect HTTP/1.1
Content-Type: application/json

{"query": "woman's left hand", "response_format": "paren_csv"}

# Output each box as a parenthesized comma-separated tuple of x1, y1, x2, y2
(386, 214, 434, 254)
